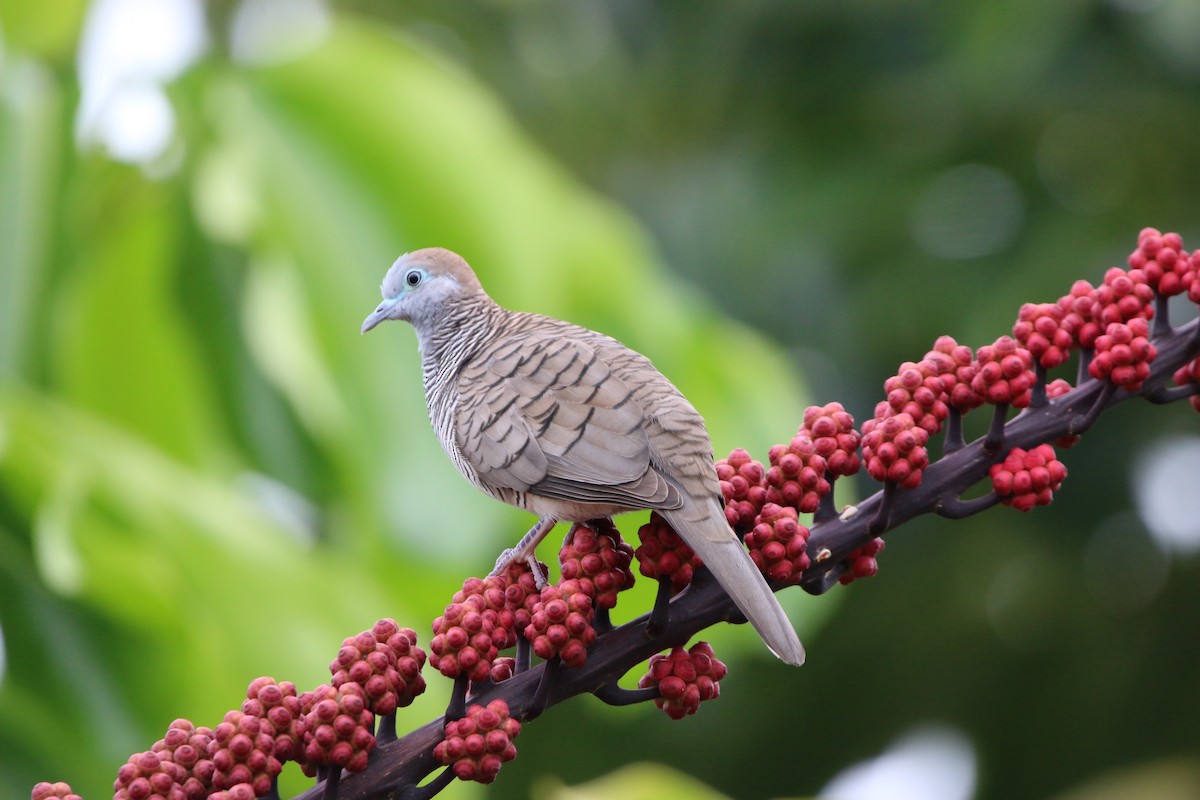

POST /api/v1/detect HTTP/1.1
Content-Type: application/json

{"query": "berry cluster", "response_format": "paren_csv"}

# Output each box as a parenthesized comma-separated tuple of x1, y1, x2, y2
(558, 521, 635, 609)
(1093, 266, 1154, 327)
(1013, 302, 1073, 369)
(800, 402, 861, 478)
(1174, 357, 1200, 413)
(635, 512, 701, 593)
(152, 718, 215, 800)
(300, 682, 376, 773)
(1059, 279, 1104, 348)
(331, 621, 427, 715)
(430, 580, 504, 682)
(766, 434, 830, 513)
(524, 578, 597, 668)
(638, 642, 728, 720)
(716, 448, 769, 534)
(207, 787, 255, 800)
(990, 444, 1068, 511)
(434, 700, 521, 784)
(1129, 227, 1196, 297)
(1089, 317, 1156, 391)
(113, 749, 189, 800)
(838, 538, 885, 585)
(744, 502, 810, 584)
(494, 560, 548, 647)
(879, 359, 950, 434)
(242, 678, 304, 763)
(208, 709, 281, 796)
(972, 336, 1036, 407)
(861, 412, 930, 488)
(489, 656, 517, 683)
(925, 336, 983, 413)
(31, 784, 82, 800)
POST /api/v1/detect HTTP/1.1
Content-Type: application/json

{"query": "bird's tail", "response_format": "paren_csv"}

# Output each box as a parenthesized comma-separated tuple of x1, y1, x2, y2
(660, 500, 805, 666)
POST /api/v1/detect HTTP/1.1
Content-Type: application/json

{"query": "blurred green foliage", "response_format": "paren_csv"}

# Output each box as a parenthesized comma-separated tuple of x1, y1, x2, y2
(2, 3, 1200, 800)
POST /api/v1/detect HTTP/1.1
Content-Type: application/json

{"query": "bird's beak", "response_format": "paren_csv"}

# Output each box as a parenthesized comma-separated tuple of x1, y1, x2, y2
(361, 296, 400, 334)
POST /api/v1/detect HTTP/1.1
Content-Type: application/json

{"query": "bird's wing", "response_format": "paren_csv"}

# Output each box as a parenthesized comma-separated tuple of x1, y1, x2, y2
(455, 333, 681, 509)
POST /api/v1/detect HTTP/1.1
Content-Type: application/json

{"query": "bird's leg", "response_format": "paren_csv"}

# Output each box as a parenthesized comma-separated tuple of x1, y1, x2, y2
(490, 516, 558, 584)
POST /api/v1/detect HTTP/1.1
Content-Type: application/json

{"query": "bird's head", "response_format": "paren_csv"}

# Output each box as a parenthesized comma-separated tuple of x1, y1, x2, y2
(361, 248, 487, 334)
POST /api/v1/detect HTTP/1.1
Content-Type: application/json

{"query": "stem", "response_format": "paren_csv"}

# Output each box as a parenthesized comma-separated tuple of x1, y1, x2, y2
(594, 605, 613, 634)
(525, 657, 561, 721)
(322, 768, 342, 800)
(515, 637, 531, 674)
(813, 486, 839, 524)
(1153, 293, 1171, 337)
(399, 767, 456, 800)
(943, 409, 965, 454)
(445, 674, 469, 722)
(646, 578, 673, 637)
(983, 403, 1008, 454)
(593, 683, 660, 706)
(377, 713, 398, 744)
(866, 481, 895, 536)
(1030, 363, 1048, 407)
(936, 492, 1002, 519)
(1145, 382, 1200, 404)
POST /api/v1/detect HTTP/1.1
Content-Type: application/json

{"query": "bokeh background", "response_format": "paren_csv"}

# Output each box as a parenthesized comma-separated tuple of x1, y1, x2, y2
(3, 2, 1200, 799)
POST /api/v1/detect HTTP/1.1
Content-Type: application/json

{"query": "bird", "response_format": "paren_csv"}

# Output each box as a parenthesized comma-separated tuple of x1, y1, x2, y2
(361, 247, 804, 665)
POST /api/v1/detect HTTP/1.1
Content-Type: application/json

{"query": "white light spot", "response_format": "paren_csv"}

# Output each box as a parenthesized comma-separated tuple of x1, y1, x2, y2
(820, 725, 976, 800)
(230, 0, 331, 66)
(909, 164, 1024, 260)
(75, 0, 207, 164)
(1133, 436, 1200, 555)
(91, 83, 175, 164)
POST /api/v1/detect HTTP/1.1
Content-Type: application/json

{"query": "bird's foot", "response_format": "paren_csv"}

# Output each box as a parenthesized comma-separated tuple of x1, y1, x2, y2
(489, 548, 551, 589)
(490, 547, 518, 575)
(488, 516, 558, 588)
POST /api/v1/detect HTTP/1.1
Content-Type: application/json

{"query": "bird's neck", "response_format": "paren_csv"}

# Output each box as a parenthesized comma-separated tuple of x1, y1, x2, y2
(416, 300, 505, 392)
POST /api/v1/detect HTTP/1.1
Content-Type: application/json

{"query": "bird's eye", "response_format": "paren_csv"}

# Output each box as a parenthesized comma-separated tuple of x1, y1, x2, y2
(405, 269, 424, 287)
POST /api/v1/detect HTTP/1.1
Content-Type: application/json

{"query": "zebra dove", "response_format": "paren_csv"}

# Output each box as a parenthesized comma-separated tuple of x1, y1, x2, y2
(361, 248, 804, 665)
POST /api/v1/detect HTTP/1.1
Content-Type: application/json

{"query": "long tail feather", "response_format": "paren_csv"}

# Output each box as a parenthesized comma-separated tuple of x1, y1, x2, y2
(660, 500, 805, 665)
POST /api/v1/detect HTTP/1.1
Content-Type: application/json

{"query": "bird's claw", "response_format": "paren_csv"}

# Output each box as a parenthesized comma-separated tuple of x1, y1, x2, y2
(489, 547, 550, 589)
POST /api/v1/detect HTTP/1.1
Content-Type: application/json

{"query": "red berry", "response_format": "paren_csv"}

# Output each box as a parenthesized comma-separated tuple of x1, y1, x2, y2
(1173, 357, 1200, 413)
(558, 520, 635, 610)
(878, 360, 950, 434)
(716, 448, 770, 534)
(972, 336, 1036, 408)
(861, 413, 929, 489)
(1088, 318, 1156, 391)
(838, 537, 885, 585)
(1013, 302, 1074, 369)
(766, 434, 830, 513)
(635, 512, 701, 593)
(638, 642, 728, 719)
(989, 444, 1067, 511)
(300, 683, 375, 773)
(434, 700, 520, 784)
(1130, 227, 1195, 297)
(800, 403, 862, 478)
(33, 782, 84, 800)
(744, 503, 810, 584)
(524, 579, 596, 667)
